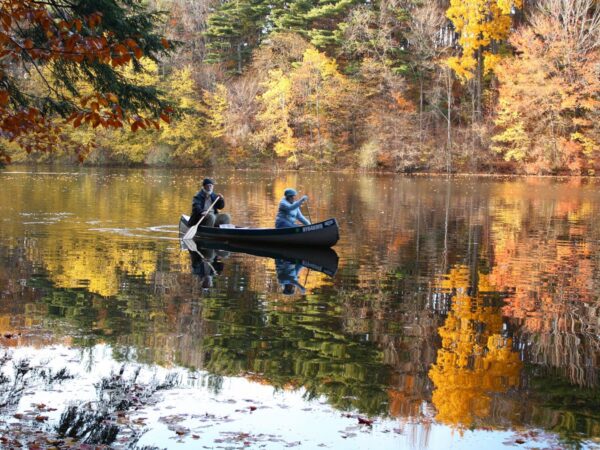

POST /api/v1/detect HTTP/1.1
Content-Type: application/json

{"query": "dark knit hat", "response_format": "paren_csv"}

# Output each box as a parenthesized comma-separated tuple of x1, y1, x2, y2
(202, 178, 215, 186)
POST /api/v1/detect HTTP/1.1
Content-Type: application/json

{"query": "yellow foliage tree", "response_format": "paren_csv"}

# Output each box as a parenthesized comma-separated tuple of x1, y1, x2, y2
(205, 84, 229, 141)
(255, 69, 298, 164)
(288, 48, 353, 164)
(160, 66, 211, 164)
(254, 48, 356, 167)
(446, 0, 522, 80)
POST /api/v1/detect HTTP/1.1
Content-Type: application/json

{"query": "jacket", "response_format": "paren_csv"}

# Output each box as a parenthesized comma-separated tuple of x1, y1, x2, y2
(192, 190, 225, 214)
(276, 197, 310, 226)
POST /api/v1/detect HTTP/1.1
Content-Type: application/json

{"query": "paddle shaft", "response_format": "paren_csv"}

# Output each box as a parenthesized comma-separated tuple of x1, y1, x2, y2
(183, 195, 222, 240)
(304, 199, 313, 223)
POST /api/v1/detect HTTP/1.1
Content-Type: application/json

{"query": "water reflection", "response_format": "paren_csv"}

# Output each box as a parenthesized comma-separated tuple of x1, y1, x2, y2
(184, 240, 227, 290)
(1, 169, 600, 447)
(430, 265, 522, 429)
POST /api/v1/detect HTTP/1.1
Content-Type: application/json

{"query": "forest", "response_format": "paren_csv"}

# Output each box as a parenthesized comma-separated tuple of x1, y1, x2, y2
(1, 0, 599, 174)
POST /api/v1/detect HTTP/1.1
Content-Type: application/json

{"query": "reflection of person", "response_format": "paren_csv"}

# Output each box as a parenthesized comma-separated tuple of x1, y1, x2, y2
(188, 178, 231, 228)
(275, 188, 310, 229)
(189, 248, 224, 289)
(275, 258, 306, 295)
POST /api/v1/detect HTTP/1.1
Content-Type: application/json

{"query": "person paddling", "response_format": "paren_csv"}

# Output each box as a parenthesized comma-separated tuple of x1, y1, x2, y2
(275, 188, 310, 228)
(188, 178, 231, 228)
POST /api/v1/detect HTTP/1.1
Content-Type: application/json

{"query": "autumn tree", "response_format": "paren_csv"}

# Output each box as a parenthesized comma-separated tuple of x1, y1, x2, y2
(446, 0, 523, 119)
(254, 47, 357, 167)
(492, 0, 600, 174)
(0, 0, 173, 165)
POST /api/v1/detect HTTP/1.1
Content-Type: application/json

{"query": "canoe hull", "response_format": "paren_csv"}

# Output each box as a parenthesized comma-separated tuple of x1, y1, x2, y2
(179, 215, 339, 247)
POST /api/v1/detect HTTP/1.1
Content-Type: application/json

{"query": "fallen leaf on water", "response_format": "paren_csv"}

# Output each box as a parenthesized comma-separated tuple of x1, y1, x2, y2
(35, 415, 48, 422)
(249, 406, 257, 412)
(357, 417, 373, 426)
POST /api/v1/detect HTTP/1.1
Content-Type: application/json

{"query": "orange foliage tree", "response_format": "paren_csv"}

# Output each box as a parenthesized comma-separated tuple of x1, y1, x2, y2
(0, 0, 174, 165)
(492, 0, 600, 174)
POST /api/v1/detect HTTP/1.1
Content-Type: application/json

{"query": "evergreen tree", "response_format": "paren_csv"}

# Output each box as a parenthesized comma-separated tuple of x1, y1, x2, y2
(204, 0, 270, 73)
(204, 0, 365, 73)
(0, 0, 174, 163)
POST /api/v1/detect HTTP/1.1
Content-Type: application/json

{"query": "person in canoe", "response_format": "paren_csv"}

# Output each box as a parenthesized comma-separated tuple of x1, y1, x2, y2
(188, 178, 231, 228)
(275, 188, 310, 228)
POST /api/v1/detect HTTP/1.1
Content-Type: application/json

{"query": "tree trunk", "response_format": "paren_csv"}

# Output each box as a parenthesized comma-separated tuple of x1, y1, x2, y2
(446, 69, 453, 173)
(419, 77, 424, 152)
(475, 47, 483, 122)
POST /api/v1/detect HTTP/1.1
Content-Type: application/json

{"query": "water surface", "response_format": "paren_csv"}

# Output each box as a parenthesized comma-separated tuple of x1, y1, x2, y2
(0, 168, 599, 449)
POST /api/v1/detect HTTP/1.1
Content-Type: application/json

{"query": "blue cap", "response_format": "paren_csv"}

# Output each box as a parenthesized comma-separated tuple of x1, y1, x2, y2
(284, 188, 297, 197)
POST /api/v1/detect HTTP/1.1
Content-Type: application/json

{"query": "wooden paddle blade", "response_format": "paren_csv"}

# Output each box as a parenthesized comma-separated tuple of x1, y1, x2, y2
(183, 224, 198, 240)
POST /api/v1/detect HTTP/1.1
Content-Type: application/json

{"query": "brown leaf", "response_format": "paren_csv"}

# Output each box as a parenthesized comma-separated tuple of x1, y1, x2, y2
(357, 417, 373, 426)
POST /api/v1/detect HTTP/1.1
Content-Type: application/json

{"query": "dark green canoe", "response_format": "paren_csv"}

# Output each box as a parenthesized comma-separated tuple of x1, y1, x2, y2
(179, 215, 339, 247)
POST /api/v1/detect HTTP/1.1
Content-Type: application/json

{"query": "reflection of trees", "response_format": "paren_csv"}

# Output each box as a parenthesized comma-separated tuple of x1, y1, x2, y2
(3, 171, 600, 434)
(429, 266, 522, 428)
(488, 181, 600, 387)
(199, 291, 392, 415)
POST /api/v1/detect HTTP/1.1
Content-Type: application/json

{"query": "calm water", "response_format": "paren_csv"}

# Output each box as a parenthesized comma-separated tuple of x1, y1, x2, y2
(1, 168, 600, 449)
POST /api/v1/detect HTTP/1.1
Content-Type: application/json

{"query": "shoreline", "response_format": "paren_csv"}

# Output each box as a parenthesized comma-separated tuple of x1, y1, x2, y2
(4, 163, 600, 180)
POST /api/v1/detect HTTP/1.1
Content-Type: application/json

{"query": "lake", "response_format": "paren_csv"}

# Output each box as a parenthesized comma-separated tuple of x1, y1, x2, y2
(0, 168, 599, 449)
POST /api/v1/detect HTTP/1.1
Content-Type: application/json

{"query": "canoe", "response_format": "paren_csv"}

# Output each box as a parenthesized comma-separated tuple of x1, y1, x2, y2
(185, 239, 339, 276)
(179, 215, 339, 247)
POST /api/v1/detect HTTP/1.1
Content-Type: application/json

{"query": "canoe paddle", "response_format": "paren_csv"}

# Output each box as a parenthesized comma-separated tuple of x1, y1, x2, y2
(304, 198, 313, 224)
(182, 195, 222, 240)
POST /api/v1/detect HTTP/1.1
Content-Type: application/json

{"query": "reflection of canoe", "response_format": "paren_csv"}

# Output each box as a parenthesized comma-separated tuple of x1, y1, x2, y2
(179, 215, 339, 247)
(182, 238, 339, 276)
(191, 239, 339, 277)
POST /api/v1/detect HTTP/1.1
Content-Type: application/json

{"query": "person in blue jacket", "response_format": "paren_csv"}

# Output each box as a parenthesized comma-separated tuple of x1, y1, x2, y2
(275, 188, 310, 228)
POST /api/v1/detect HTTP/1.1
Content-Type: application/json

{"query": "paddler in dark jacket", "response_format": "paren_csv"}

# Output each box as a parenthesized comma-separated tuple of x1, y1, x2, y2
(188, 178, 231, 228)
